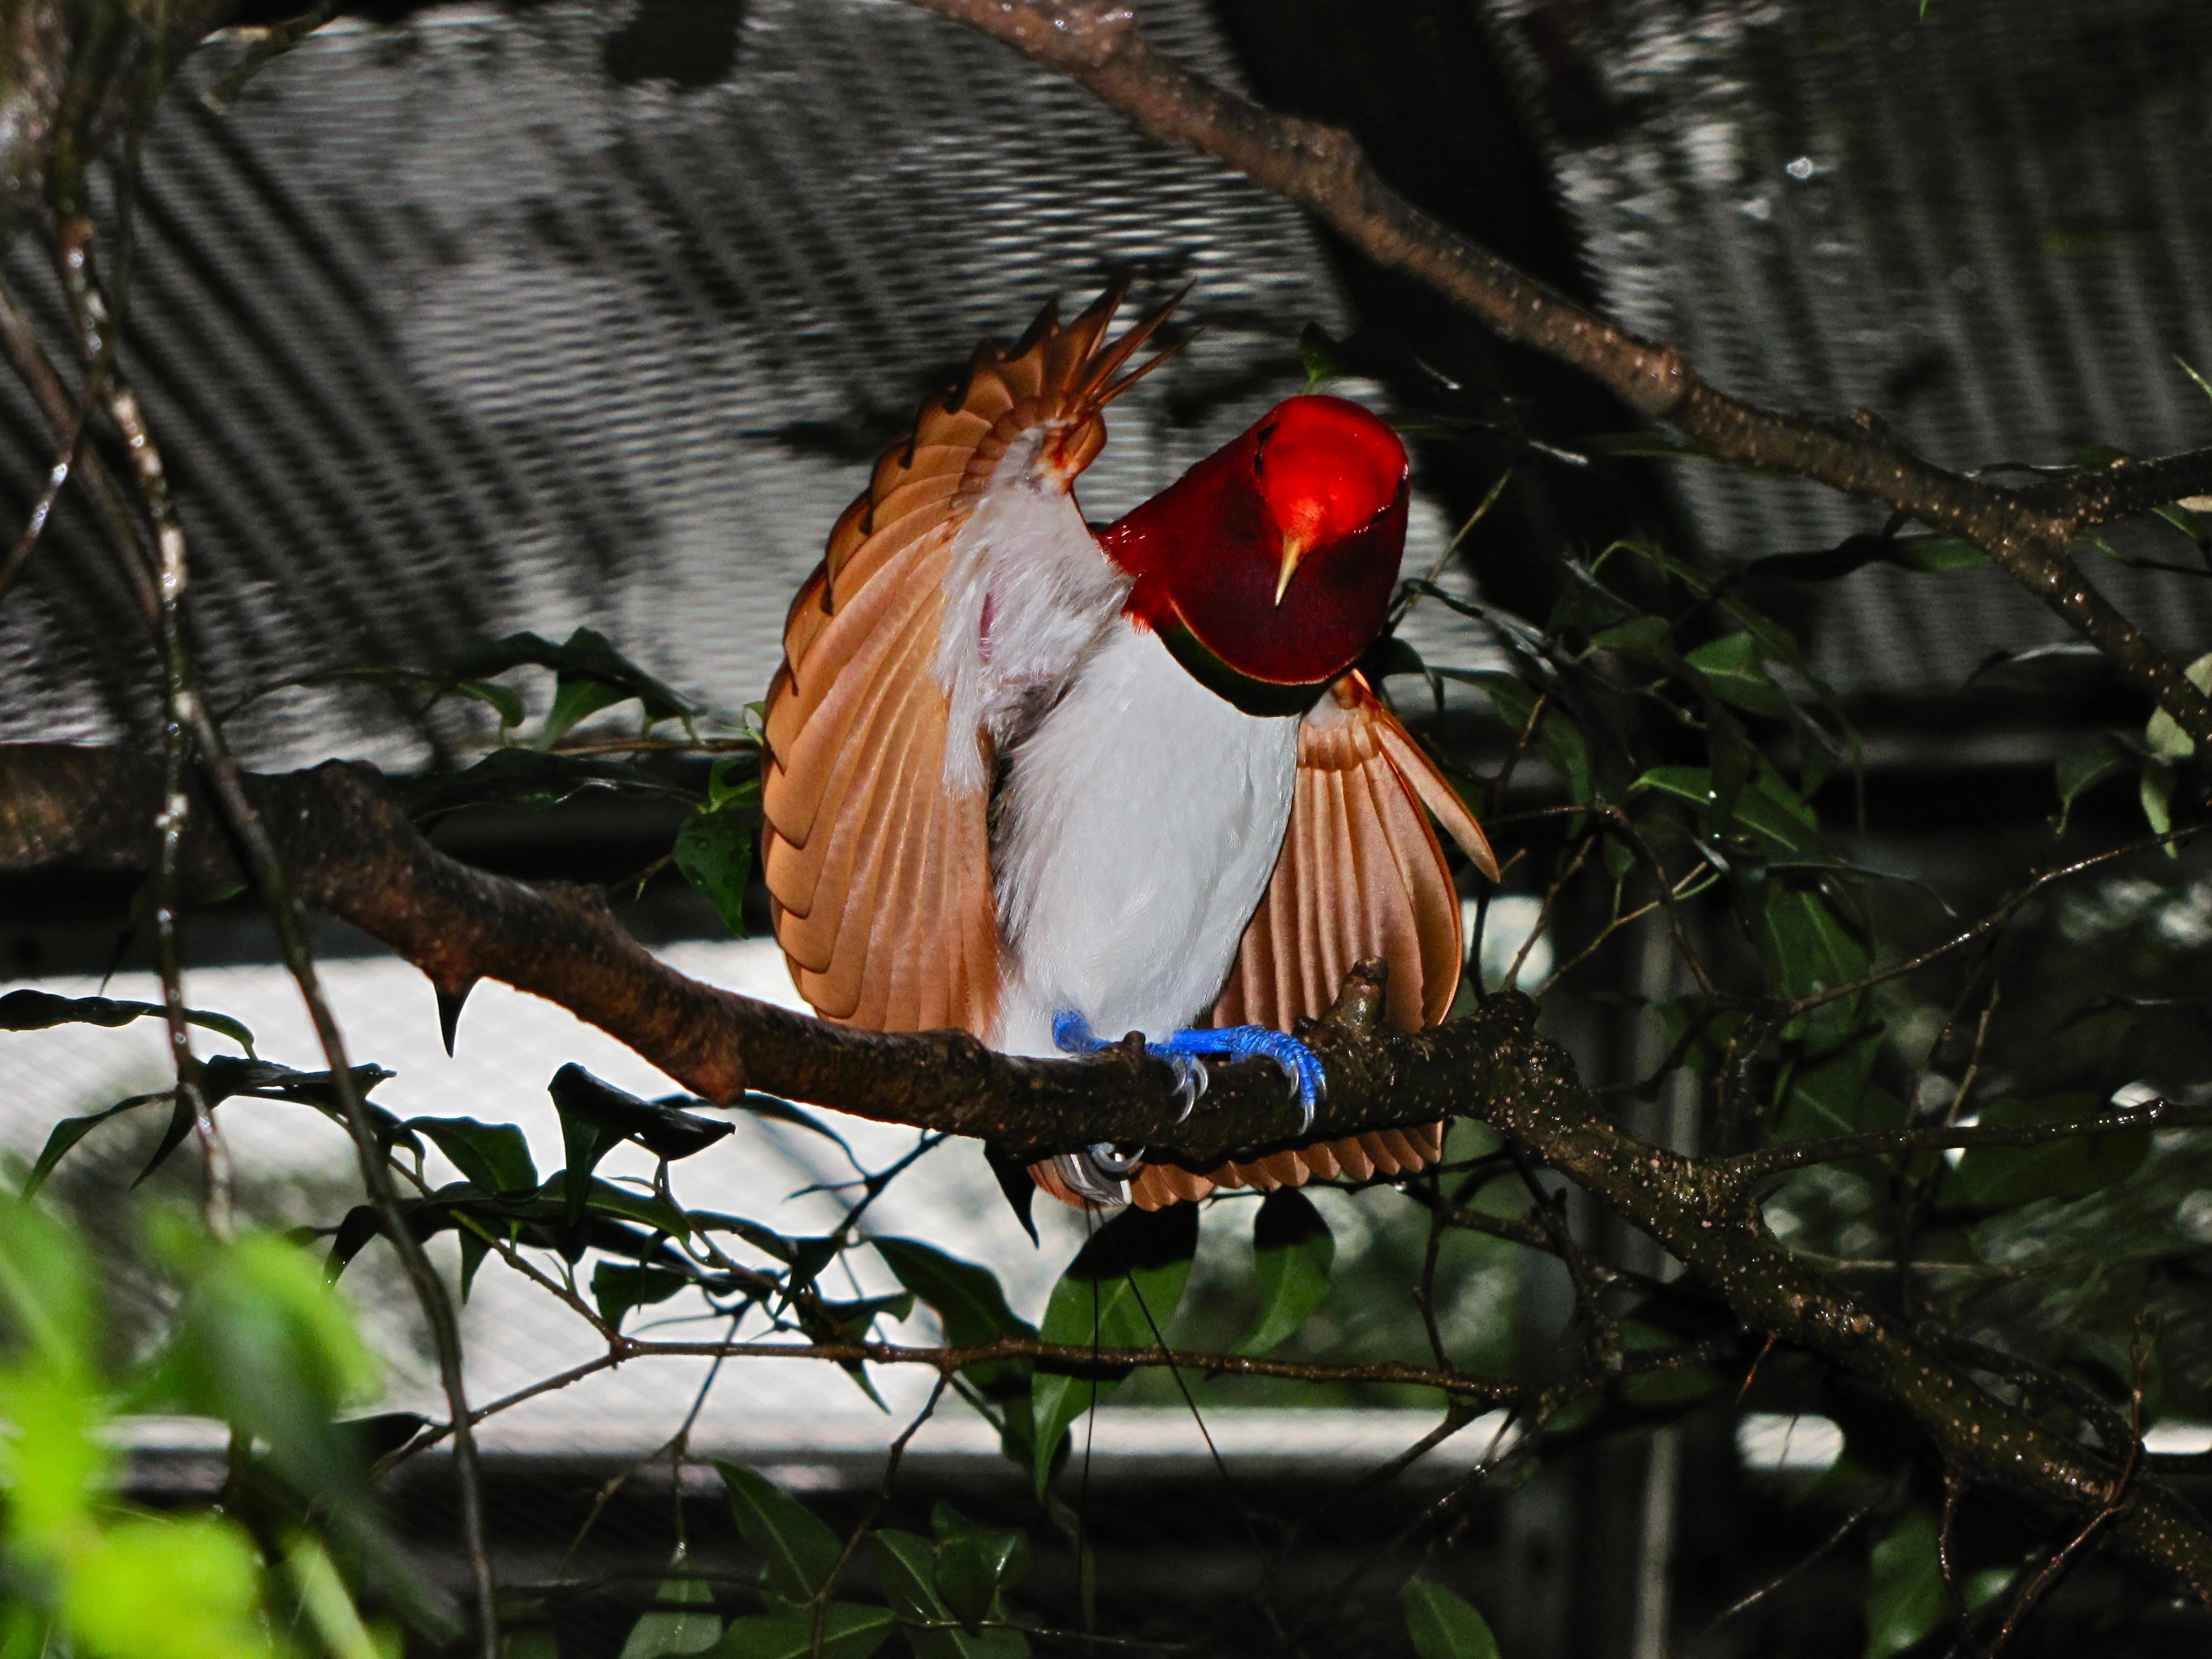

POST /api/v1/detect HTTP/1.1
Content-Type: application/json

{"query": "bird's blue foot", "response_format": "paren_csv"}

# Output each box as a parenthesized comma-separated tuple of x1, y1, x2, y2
(1150, 1025, 1324, 1131)
(1053, 1009, 1208, 1123)
(1053, 1011, 1322, 1133)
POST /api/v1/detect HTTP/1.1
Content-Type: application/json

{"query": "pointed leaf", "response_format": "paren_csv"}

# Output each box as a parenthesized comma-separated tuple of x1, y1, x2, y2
(1865, 1510, 1945, 1659)
(619, 1552, 722, 1658)
(874, 1241, 1033, 1352)
(1403, 1579, 1501, 1659)
(132, 1093, 200, 1189)
(1241, 1190, 1334, 1353)
(874, 1530, 1024, 1659)
(716, 1463, 842, 1613)
(930, 1502, 1029, 1627)
(0, 990, 255, 1055)
(400, 748, 693, 820)
(407, 1118, 538, 1195)
(1683, 631, 1791, 718)
(674, 807, 756, 938)
(593, 1263, 692, 1332)
(539, 677, 633, 751)
(2056, 743, 2131, 833)
(24, 1090, 171, 1198)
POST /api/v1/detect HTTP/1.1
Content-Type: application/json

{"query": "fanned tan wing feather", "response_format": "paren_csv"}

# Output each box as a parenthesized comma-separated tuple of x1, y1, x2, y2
(1128, 674, 1491, 1208)
(764, 285, 1176, 1037)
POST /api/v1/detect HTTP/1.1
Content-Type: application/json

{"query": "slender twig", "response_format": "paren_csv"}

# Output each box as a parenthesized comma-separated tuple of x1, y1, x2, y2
(1786, 830, 2208, 1017)
(1666, 1486, 1891, 1658)
(1724, 1098, 2212, 1185)
(45, 196, 231, 1236)
(1504, 831, 1595, 994)
(59, 242, 502, 1656)
(202, 0, 337, 111)
(548, 1314, 743, 1581)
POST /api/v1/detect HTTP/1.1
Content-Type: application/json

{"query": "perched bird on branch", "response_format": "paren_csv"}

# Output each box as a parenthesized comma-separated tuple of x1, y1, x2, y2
(763, 285, 1496, 1209)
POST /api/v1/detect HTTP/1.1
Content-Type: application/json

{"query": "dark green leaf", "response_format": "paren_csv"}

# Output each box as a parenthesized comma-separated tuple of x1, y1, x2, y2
(705, 755, 761, 811)
(1749, 531, 1986, 583)
(1775, 1029, 1893, 1141)
(874, 1240, 1032, 1352)
(675, 808, 754, 939)
(875, 1238, 1034, 1397)
(1634, 765, 1837, 868)
(540, 677, 632, 751)
(706, 1606, 894, 1659)
(1402, 1578, 1501, 1659)
(549, 1067, 734, 1227)
(1864, 1510, 1946, 1659)
(1241, 1190, 1333, 1353)
(716, 1463, 843, 1614)
(25, 1090, 171, 1198)
(1031, 1205, 1198, 1500)
(930, 1503, 1029, 1628)
(133, 1092, 199, 1189)
(200, 1056, 397, 1108)
(1298, 322, 1346, 391)
(619, 1551, 722, 1659)
(1549, 559, 1635, 635)
(455, 627, 696, 726)
(803, 1292, 914, 1346)
(1755, 884, 1869, 1004)
(2057, 743, 2131, 833)
(1589, 612, 1678, 667)
(592, 1263, 692, 1332)
(1540, 709, 1592, 804)
(2151, 500, 2211, 550)
(542, 1172, 693, 1239)
(1684, 632, 1791, 718)
(0, 990, 255, 1055)
(408, 1118, 538, 1195)
(1950, 1093, 2152, 1206)
(1432, 668, 1538, 736)
(874, 1530, 1025, 1659)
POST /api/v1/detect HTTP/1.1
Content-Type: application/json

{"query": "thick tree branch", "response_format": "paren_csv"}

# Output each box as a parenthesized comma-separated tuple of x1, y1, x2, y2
(898, 0, 2212, 747)
(8, 739, 2212, 1597)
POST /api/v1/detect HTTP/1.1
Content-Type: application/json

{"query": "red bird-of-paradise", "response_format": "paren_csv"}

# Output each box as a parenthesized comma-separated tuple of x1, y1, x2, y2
(763, 285, 1498, 1210)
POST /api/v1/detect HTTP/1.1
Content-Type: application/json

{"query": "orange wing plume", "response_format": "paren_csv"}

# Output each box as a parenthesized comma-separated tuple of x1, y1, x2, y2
(1124, 671, 1497, 1210)
(763, 284, 1183, 1036)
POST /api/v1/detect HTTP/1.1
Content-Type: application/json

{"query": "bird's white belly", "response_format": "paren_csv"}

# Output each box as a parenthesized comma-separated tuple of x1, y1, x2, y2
(989, 622, 1300, 1057)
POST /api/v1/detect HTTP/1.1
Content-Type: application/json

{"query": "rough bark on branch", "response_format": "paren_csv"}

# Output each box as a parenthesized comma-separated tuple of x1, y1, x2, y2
(7, 738, 2212, 1597)
(897, 0, 2212, 749)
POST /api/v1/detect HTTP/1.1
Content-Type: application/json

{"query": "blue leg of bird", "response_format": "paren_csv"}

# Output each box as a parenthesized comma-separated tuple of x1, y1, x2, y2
(1146, 1025, 1324, 1131)
(1054, 1012, 1320, 1130)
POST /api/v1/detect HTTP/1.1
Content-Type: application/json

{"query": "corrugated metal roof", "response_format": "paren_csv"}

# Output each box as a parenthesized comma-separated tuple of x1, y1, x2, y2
(1504, 0, 2212, 692)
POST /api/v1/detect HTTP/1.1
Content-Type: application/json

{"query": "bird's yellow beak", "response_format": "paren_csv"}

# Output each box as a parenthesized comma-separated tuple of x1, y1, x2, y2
(1273, 533, 1310, 606)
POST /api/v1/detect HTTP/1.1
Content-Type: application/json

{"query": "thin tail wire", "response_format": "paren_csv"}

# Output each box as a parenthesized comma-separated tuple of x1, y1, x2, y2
(1078, 1202, 1100, 1644)
(1107, 1222, 1305, 1653)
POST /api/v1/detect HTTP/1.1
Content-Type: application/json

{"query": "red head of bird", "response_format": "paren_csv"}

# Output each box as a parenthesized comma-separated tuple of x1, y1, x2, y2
(1102, 395, 1410, 715)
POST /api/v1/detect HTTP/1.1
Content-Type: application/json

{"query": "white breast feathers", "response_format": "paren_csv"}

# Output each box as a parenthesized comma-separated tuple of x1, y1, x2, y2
(988, 620, 1301, 1057)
